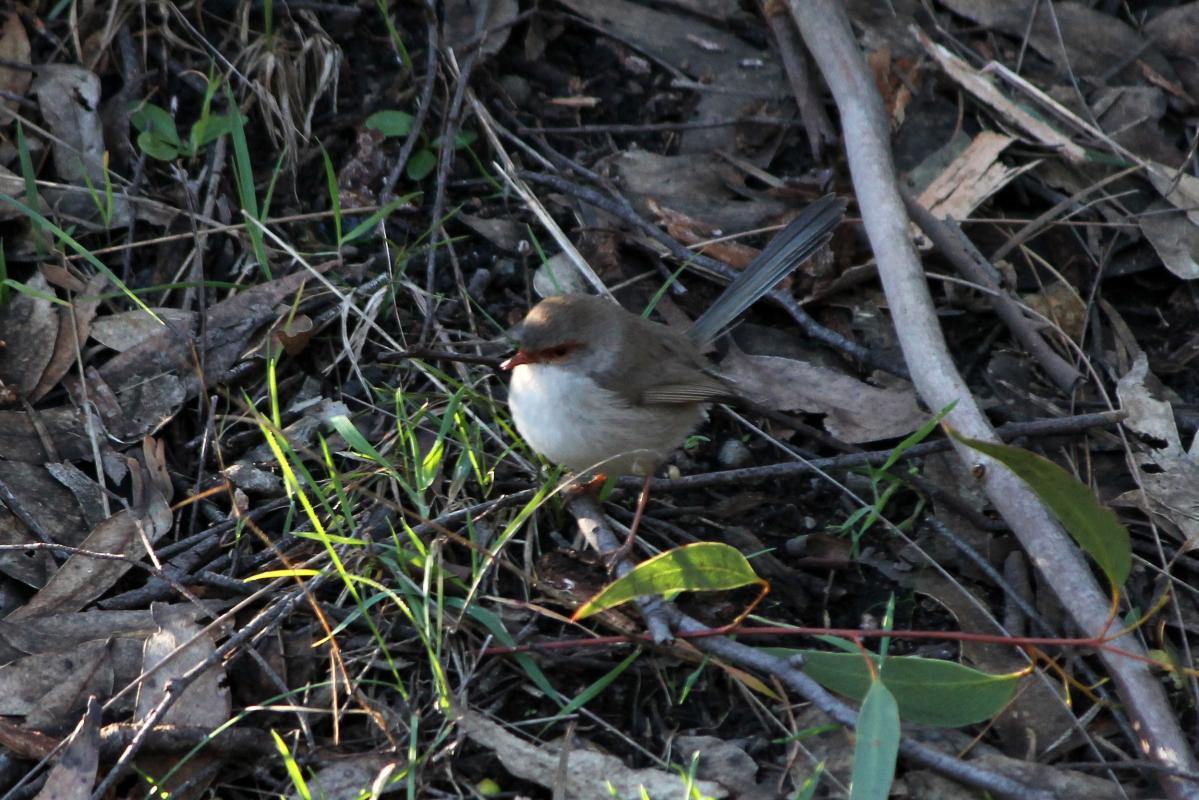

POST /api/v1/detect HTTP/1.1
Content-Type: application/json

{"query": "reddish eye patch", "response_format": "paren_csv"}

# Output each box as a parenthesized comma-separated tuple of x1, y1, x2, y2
(501, 341, 581, 370)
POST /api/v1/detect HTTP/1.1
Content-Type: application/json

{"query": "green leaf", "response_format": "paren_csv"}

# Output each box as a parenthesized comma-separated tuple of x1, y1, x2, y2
(366, 109, 415, 137)
(798, 652, 1019, 727)
(950, 432, 1131, 588)
(247, 568, 321, 581)
(190, 111, 239, 150)
(137, 131, 180, 161)
(433, 130, 478, 149)
(849, 680, 899, 800)
(130, 102, 181, 146)
(573, 543, 760, 620)
(406, 148, 437, 181)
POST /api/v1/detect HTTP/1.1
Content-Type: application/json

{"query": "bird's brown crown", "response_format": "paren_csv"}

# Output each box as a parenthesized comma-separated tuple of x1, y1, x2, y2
(513, 294, 621, 352)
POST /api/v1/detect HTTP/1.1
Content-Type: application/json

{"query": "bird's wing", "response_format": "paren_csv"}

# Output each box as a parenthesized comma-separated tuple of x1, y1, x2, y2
(639, 378, 733, 405)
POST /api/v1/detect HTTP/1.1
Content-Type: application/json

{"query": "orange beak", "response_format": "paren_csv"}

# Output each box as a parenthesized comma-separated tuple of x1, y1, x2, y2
(500, 351, 533, 370)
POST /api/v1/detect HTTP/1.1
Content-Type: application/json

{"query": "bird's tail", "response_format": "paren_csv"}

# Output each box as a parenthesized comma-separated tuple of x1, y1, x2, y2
(686, 194, 846, 345)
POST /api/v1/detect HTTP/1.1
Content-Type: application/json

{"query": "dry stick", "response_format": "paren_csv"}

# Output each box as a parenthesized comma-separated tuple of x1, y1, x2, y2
(790, 3, 1199, 798)
(623, 410, 1125, 493)
(567, 496, 1050, 799)
(570, 495, 673, 643)
(380, 3, 438, 202)
(902, 192, 1081, 394)
(762, 0, 836, 161)
(988, 165, 1142, 265)
(422, 18, 484, 339)
(517, 117, 793, 135)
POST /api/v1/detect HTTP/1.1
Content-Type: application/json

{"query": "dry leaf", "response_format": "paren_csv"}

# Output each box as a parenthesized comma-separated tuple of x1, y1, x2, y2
(0, 13, 32, 121)
(0, 272, 59, 398)
(459, 710, 727, 799)
(558, 0, 785, 154)
(915, 28, 1087, 163)
(134, 603, 230, 800)
(0, 639, 113, 725)
(33, 697, 101, 800)
(720, 344, 926, 443)
(30, 65, 107, 186)
(89, 308, 196, 353)
(28, 272, 107, 403)
(1114, 355, 1199, 551)
(916, 132, 1037, 228)
(1021, 280, 1087, 342)
(9, 454, 172, 619)
(285, 755, 404, 800)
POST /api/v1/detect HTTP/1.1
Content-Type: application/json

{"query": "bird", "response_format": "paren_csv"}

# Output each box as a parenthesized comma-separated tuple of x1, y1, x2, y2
(501, 195, 846, 555)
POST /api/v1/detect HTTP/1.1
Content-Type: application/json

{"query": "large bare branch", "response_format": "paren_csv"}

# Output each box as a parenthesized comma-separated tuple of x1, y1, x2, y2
(788, 2, 1199, 798)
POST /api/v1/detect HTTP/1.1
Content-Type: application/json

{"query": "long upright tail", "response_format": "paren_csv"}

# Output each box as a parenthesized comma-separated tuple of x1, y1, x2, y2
(686, 194, 846, 345)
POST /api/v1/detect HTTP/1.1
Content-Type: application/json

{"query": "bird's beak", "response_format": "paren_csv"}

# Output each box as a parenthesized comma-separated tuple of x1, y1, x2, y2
(501, 350, 533, 370)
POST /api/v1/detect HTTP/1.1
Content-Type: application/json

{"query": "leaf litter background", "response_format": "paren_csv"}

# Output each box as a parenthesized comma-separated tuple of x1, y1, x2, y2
(0, 0, 1196, 798)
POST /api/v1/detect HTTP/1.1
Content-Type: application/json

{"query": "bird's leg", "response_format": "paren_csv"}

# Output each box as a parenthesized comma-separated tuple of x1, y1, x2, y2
(606, 473, 652, 567)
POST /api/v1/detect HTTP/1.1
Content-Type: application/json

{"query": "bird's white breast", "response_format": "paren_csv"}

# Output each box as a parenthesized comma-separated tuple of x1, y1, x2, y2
(507, 363, 703, 476)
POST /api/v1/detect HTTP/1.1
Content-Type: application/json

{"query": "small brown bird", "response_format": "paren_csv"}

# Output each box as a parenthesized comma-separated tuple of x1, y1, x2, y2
(502, 196, 845, 551)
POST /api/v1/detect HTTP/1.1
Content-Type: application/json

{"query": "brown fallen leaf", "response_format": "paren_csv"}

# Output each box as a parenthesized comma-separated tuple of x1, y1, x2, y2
(34, 697, 101, 800)
(284, 755, 404, 800)
(647, 198, 762, 271)
(30, 64, 107, 186)
(606, 149, 791, 233)
(28, 272, 107, 403)
(0, 269, 322, 463)
(915, 131, 1037, 231)
(1021, 280, 1087, 343)
(914, 572, 1075, 759)
(0, 605, 213, 662)
(1114, 354, 1199, 551)
(915, 29, 1087, 163)
(0, 460, 96, 553)
(459, 710, 727, 800)
(719, 343, 926, 443)
(937, 0, 1175, 88)
(0, 272, 59, 398)
(93, 266, 330, 426)
(0, 13, 31, 122)
(89, 308, 197, 353)
(8, 450, 172, 620)
(7, 639, 115, 729)
(0, 505, 54, 588)
(53, 266, 330, 446)
(559, 0, 786, 155)
(134, 603, 231, 800)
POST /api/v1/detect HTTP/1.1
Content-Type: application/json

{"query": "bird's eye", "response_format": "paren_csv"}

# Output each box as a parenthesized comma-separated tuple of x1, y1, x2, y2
(537, 342, 579, 361)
